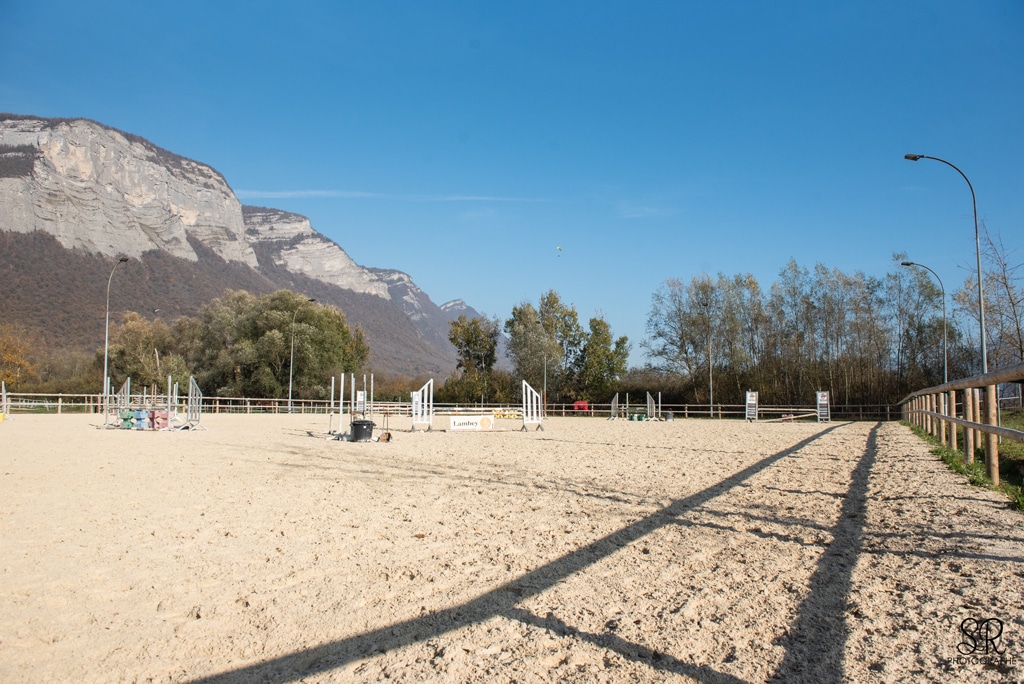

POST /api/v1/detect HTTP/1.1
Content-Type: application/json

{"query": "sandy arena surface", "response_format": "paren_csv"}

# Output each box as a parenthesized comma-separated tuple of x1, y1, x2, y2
(1, 412, 1023, 683)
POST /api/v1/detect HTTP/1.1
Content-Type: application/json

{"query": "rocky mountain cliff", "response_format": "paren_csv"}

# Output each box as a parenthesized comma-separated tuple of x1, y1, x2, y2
(0, 114, 471, 377)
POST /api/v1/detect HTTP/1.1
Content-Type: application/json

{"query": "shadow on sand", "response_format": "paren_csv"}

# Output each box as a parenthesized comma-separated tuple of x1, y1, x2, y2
(189, 423, 888, 683)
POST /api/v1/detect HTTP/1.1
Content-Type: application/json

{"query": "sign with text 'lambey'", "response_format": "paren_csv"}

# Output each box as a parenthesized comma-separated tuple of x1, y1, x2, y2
(449, 415, 494, 431)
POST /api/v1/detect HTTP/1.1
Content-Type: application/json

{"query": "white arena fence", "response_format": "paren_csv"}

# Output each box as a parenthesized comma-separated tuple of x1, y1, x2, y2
(0, 392, 903, 421)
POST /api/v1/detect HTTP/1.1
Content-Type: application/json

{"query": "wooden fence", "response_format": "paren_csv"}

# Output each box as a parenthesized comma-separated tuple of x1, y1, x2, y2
(899, 361, 1024, 487)
(3, 391, 897, 422)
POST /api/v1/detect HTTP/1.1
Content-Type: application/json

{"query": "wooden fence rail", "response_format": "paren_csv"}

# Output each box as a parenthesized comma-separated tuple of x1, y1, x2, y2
(899, 361, 1024, 487)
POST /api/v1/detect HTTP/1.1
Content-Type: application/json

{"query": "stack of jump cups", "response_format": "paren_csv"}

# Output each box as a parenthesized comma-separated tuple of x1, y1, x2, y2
(133, 410, 151, 430)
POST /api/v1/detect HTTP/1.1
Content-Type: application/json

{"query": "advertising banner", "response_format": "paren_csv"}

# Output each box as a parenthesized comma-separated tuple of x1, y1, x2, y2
(449, 415, 494, 431)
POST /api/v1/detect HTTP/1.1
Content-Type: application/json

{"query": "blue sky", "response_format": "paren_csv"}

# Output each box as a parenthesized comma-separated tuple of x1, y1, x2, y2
(3, 1, 1022, 366)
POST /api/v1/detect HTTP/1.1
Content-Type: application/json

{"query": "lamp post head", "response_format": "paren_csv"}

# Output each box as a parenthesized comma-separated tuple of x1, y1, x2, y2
(900, 261, 915, 267)
(904, 154, 923, 161)
(118, 256, 129, 263)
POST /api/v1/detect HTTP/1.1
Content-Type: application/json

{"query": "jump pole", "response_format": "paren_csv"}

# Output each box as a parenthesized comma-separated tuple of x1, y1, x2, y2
(327, 375, 336, 434)
(342, 374, 350, 432)
(350, 373, 356, 433)
(762, 412, 817, 423)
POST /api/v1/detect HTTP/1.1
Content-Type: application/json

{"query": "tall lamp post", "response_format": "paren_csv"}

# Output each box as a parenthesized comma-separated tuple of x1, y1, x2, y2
(904, 154, 986, 373)
(102, 257, 129, 424)
(288, 298, 316, 413)
(901, 261, 948, 383)
(700, 301, 713, 418)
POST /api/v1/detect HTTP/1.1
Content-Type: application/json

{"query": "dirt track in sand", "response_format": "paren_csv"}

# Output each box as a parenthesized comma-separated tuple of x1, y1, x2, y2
(1, 414, 1022, 683)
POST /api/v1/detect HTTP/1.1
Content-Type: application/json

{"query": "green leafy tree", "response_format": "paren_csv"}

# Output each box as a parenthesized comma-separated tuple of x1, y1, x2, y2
(105, 313, 190, 391)
(440, 315, 500, 403)
(575, 316, 630, 401)
(505, 301, 563, 396)
(507, 291, 626, 402)
(179, 290, 368, 398)
(539, 290, 585, 378)
(449, 314, 499, 374)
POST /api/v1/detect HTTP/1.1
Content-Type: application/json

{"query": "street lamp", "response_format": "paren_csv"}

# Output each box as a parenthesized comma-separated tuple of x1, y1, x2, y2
(901, 261, 948, 383)
(288, 298, 316, 413)
(904, 154, 986, 373)
(700, 301, 713, 418)
(102, 257, 129, 425)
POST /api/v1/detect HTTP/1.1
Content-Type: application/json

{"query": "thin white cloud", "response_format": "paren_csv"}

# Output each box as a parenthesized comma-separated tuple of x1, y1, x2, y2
(235, 189, 385, 199)
(617, 203, 674, 219)
(235, 189, 549, 203)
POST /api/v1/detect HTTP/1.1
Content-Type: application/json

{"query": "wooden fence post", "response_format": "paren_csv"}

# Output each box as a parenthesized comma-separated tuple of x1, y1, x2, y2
(963, 388, 975, 464)
(927, 394, 935, 436)
(947, 389, 957, 450)
(972, 389, 983, 456)
(984, 384, 1000, 486)
(938, 393, 947, 446)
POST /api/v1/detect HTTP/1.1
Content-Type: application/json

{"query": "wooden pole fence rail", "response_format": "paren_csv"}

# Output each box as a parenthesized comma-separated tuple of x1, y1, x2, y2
(899, 361, 1024, 487)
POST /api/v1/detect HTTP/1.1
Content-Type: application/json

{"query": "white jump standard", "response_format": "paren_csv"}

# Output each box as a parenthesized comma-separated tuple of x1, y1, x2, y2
(521, 380, 544, 431)
(411, 379, 434, 432)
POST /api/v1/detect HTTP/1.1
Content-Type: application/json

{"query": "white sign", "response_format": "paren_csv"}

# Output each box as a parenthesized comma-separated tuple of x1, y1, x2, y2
(356, 390, 366, 413)
(449, 415, 494, 431)
(745, 391, 758, 421)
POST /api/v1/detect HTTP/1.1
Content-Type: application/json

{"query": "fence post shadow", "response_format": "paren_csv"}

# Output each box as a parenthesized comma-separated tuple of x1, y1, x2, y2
(187, 424, 848, 684)
(769, 424, 879, 681)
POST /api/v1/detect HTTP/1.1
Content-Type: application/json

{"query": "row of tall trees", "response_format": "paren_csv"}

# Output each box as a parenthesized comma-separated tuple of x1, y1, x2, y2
(643, 245, 1024, 406)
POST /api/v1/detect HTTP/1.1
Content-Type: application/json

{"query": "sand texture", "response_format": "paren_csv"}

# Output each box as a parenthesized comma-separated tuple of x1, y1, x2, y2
(1, 413, 1022, 683)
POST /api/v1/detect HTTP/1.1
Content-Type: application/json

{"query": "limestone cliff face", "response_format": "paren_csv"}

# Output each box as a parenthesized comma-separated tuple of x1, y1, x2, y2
(0, 116, 258, 267)
(242, 207, 389, 299)
(369, 267, 435, 322)
(0, 116, 393, 300)
(0, 114, 465, 375)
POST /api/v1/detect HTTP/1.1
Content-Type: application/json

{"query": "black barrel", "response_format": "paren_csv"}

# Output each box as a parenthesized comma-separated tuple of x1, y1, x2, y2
(351, 420, 374, 442)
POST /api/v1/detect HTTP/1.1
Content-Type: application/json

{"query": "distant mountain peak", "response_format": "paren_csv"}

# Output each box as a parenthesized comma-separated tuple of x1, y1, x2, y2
(441, 299, 467, 311)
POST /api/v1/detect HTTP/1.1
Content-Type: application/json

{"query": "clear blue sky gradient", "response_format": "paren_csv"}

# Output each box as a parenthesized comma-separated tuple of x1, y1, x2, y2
(3, 1, 1022, 366)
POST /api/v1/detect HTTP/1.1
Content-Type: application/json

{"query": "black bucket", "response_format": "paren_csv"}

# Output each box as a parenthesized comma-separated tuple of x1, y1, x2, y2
(351, 420, 374, 442)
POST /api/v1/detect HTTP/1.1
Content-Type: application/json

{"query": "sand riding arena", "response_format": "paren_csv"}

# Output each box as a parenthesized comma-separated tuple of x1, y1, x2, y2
(2, 414, 1022, 682)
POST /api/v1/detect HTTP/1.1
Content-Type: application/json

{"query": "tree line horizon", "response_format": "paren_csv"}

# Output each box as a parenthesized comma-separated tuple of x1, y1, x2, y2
(2, 235, 1021, 408)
